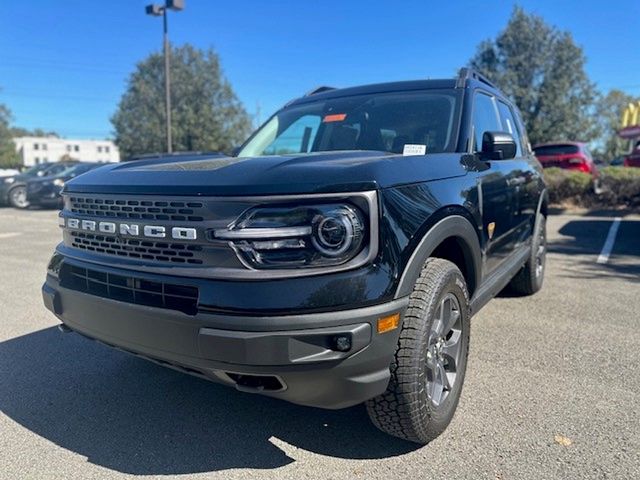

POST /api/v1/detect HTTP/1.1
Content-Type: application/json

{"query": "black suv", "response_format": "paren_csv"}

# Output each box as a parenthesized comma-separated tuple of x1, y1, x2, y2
(26, 162, 102, 208)
(43, 68, 547, 444)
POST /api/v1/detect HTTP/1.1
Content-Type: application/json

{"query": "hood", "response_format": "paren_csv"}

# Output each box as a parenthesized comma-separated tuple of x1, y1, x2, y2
(64, 151, 466, 196)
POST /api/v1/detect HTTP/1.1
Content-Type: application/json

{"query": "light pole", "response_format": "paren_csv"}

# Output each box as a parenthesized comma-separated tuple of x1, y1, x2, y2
(145, 0, 184, 154)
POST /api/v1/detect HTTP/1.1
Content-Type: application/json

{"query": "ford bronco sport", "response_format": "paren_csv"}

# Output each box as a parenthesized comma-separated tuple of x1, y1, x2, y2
(43, 68, 547, 444)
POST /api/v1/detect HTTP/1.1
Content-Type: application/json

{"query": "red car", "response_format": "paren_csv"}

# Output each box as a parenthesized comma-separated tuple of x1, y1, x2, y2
(533, 142, 600, 178)
(623, 141, 640, 167)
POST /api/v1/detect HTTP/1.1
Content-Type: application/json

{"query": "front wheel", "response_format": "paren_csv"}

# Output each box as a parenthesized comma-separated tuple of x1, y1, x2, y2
(366, 258, 470, 444)
(8, 186, 29, 209)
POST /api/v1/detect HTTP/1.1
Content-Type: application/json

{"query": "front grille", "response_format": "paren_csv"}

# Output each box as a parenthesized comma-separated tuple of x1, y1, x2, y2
(70, 231, 204, 265)
(61, 193, 250, 270)
(68, 196, 206, 222)
(60, 263, 199, 315)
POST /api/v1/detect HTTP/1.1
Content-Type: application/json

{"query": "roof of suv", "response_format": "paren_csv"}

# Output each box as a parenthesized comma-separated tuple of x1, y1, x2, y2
(288, 69, 502, 107)
(288, 79, 458, 106)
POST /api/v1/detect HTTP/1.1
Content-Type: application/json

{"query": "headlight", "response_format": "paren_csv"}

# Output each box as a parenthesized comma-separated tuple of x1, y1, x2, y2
(3, 177, 15, 184)
(213, 203, 368, 269)
(53, 178, 65, 187)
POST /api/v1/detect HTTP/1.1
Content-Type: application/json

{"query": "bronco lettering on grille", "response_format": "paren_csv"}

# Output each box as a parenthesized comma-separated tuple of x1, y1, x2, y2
(60, 217, 198, 241)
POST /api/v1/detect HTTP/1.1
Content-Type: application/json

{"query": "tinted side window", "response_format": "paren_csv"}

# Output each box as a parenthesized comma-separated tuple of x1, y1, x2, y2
(472, 92, 501, 152)
(48, 164, 68, 175)
(513, 111, 532, 154)
(497, 101, 523, 156)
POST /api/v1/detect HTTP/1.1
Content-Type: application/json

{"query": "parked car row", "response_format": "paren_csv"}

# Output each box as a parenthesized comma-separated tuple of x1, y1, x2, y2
(532, 141, 601, 190)
(0, 162, 102, 209)
(531, 139, 640, 194)
(532, 140, 640, 179)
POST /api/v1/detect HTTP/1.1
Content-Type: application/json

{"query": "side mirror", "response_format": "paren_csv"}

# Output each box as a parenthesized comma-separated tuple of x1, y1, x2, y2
(231, 146, 241, 157)
(481, 131, 517, 160)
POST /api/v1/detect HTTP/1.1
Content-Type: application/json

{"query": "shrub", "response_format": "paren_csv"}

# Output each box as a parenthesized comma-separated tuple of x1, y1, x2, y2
(543, 166, 640, 208)
(543, 168, 592, 204)
(598, 166, 640, 207)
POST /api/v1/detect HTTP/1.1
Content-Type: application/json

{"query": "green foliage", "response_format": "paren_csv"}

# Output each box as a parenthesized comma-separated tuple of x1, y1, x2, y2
(544, 166, 640, 207)
(544, 167, 593, 204)
(10, 127, 59, 138)
(598, 166, 640, 206)
(112, 44, 252, 159)
(593, 90, 639, 162)
(0, 104, 21, 169)
(469, 7, 600, 146)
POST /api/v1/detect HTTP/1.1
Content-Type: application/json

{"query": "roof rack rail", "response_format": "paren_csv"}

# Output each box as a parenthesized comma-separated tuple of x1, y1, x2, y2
(456, 67, 497, 89)
(305, 86, 336, 96)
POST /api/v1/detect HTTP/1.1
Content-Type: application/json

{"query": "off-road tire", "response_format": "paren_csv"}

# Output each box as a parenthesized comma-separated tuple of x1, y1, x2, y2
(366, 258, 470, 444)
(508, 213, 546, 295)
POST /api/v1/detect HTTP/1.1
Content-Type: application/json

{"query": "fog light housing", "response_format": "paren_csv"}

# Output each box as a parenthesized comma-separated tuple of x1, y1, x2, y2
(332, 335, 352, 352)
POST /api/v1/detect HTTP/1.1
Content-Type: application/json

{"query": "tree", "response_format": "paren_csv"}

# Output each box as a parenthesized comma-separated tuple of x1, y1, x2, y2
(10, 127, 59, 138)
(112, 44, 252, 159)
(469, 7, 600, 146)
(593, 90, 638, 162)
(0, 104, 20, 169)
(59, 153, 79, 162)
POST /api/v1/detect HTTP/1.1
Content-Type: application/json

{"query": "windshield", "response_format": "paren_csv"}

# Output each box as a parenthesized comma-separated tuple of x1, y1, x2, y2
(239, 90, 460, 157)
(58, 163, 98, 177)
(23, 163, 51, 176)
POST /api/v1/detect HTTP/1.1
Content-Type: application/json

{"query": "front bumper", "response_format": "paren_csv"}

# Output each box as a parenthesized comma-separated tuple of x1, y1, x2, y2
(43, 259, 407, 409)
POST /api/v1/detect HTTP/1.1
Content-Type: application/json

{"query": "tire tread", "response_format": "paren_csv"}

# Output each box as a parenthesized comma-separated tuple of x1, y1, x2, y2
(366, 257, 469, 444)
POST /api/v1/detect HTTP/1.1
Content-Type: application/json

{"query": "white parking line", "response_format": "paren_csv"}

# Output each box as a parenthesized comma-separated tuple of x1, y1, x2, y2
(597, 217, 621, 264)
(0, 232, 22, 240)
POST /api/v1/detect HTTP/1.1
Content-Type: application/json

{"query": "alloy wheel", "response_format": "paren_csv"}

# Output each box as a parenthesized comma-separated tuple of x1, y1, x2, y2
(10, 186, 29, 209)
(535, 218, 547, 278)
(426, 293, 463, 406)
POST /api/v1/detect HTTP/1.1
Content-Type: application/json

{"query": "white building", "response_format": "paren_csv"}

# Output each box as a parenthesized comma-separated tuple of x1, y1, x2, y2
(13, 136, 120, 167)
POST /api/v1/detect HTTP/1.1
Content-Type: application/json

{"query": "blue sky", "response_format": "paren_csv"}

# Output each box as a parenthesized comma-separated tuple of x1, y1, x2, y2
(0, 0, 638, 139)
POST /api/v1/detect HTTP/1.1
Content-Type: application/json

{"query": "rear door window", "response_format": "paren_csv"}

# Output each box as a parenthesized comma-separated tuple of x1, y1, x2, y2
(497, 101, 523, 157)
(472, 92, 501, 152)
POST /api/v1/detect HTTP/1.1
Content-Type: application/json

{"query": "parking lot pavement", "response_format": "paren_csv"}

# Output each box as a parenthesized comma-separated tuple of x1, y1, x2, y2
(0, 207, 638, 480)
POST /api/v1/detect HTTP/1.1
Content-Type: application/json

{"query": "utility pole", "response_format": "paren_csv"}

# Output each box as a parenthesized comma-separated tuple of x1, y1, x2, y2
(255, 101, 262, 128)
(145, 0, 184, 153)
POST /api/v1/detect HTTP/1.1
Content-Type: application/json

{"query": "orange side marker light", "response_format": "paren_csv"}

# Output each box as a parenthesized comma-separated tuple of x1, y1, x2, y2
(377, 313, 400, 334)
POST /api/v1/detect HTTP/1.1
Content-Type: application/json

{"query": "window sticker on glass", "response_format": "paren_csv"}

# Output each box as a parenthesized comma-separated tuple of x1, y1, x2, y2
(323, 113, 347, 123)
(403, 144, 427, 156)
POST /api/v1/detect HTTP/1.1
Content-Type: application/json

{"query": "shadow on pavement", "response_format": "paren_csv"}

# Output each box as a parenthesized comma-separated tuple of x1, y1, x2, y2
(548, 218, 640, 282)
(548, 207, 640, 217)
(0, 327, 417, 475)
